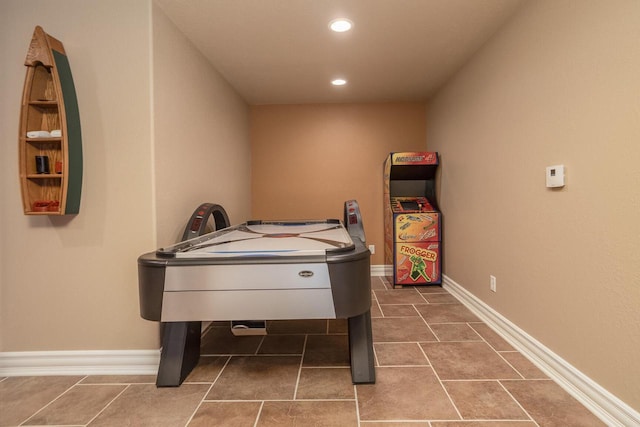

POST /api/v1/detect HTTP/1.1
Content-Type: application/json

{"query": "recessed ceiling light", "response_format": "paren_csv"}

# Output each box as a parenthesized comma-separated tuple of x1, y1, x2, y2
(331, 78, 347, 86)
(329, 18, 353, 32)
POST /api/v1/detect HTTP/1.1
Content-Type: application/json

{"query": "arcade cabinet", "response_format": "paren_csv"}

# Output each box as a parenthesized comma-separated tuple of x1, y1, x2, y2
(383, 152, 441, 288)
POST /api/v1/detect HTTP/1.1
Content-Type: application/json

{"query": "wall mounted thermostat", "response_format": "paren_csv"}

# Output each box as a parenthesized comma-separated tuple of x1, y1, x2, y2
(546, 165, 565, 188)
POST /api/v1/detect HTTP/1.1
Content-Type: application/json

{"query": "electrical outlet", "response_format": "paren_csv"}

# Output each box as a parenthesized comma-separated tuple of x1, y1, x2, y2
(368, 245, 375, 254)
(490, 275, 497, 292)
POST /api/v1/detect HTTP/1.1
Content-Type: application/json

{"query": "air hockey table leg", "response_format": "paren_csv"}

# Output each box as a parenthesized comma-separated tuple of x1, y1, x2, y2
(156, 321, 201, 387)
(348, 310, 376, 384)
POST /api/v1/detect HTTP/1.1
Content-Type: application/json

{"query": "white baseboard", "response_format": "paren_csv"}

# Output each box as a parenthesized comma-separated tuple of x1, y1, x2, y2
(371, 264, 392, 276)
(442, 274, 640, 427)
(0, 350, 160, 377)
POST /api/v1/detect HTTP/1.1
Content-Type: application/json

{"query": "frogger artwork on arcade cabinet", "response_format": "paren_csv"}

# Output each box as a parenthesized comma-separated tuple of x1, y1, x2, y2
(383, 152, 441, 287)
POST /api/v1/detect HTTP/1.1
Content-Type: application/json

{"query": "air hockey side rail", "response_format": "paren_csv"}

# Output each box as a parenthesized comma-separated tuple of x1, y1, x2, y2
(341, 199, 376, 384)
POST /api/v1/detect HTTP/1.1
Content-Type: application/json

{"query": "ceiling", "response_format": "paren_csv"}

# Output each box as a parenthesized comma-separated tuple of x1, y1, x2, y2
(154, 0, 524, 105)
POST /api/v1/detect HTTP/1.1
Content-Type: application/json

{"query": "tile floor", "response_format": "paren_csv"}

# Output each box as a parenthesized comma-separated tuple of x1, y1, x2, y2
(0, 277, 606, 426)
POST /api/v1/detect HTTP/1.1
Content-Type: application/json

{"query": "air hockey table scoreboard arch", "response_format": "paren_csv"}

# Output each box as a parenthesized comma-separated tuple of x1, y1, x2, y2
(138, 200, 375, 386)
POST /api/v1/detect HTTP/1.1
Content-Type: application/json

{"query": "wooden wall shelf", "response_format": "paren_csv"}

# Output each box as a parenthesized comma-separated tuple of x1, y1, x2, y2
(19, 26, 83, 215)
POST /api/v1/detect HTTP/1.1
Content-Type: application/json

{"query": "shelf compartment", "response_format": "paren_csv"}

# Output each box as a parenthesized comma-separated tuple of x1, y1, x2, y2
(23, 178, 63, 214)
(25, 102, 60, 134)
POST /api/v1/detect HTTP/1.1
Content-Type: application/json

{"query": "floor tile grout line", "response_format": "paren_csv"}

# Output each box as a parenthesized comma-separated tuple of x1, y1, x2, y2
(417, 288, 431, 304)
(374, 364, 431, 368)
(199, 398, 357, 403)
(184, 398, 204, 427)
(372, 276, 385, 291)
(184, 362, 227, 427)
(293, 366, 350, 369)
(200, 324, 215, 340)
(252, 401, 265, 427)
(184, 353, 235, 426)
(362, 417, 538, 423)
(272, 398, 359, 402)
(375, 314, 425, 319)
(429, 321, 483, 325)
(20, 424, 84, 426)
(441, 378, 540, 383)
(77, 381, 156, 385)
(81, 383, 131, 427)
(18, 376, 88, 426)
(202, 353, 304, 357)
(415, 303, 440, 341)
(354, 382, 361, 426)
(410, 304, 420, 317)
(371, 341, 380, 368)
(468, 323, 504, 348)
(417, 341, 432, 367)
(212, 355, 232, 384)
(496, 349, 527, 380)
(372, 292, 383, 317)
(497, 379, 542, 427)
(292, 334, 308, 400)
(440, 378, 539, 423)
(253, 334, 267, 355)
(467, 322, 527, 380)
(418, 343, 464, 421)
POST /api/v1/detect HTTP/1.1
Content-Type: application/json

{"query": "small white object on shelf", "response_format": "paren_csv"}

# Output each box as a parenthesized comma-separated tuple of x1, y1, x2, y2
(26, 130, 51, 138)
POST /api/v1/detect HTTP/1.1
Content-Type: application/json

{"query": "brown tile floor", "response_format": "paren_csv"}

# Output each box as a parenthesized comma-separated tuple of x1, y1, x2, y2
(0, 277, 607, 426)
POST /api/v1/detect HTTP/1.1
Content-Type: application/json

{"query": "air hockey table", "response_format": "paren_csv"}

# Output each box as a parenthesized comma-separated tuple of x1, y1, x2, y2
(138, 200, 375, 387)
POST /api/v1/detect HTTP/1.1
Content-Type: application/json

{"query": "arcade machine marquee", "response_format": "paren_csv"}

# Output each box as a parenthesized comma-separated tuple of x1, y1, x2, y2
(384, 152, 441, 287)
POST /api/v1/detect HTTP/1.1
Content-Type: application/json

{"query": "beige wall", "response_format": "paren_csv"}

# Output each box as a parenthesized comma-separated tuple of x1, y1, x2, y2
(427, 0, 640, 410)
(152, 4, 251, 247)
(0, 0, 157, 350)
(0, 1, 252, 352)
(250, 103, 426, 264)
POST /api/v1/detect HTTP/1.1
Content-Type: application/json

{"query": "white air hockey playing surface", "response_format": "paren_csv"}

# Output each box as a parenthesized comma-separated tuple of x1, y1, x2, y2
(162, 220, 354, 258)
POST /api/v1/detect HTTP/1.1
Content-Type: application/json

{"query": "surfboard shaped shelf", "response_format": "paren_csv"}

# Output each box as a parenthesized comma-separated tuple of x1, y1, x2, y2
(19, 26, 82, 215)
